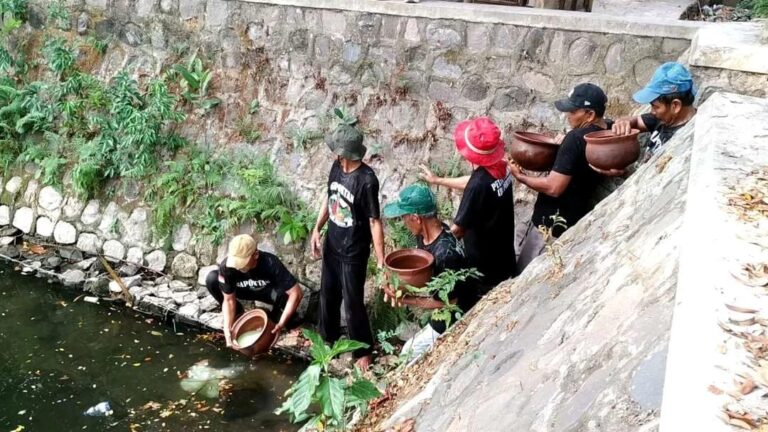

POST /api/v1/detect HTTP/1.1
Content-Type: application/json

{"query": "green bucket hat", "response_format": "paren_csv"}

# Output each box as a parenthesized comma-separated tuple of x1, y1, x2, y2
(383, 184, 437, 218)
(326, 124, 366, 161)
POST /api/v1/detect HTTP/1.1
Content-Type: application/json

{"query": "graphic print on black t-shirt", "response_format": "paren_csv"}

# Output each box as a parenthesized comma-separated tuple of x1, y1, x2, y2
(324, 160, 381, 261)
(641, 113, 687, 158)
(218, 251, 297, 304)
(531, 121, 612, 237)
(454, 167, 516, 287)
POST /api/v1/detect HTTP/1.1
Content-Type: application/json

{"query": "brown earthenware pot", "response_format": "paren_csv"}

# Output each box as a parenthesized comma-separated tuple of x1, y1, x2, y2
(510, 131, 560, 171)
(584, 129, 641, 170)
(384, 249, 434, 288)
(230, 308, 276, 357)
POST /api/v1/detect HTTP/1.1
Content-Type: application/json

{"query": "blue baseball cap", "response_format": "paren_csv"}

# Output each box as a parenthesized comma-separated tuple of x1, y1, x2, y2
(633, 62, 696, 104)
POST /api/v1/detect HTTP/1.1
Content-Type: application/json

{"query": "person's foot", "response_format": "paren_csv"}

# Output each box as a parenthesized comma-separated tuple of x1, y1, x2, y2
(355, 354, 372, 371)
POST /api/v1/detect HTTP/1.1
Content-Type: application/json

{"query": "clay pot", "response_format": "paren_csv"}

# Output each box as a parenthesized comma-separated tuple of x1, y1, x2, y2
(230, 308, 276, 357)
(510, 131, 560, 171)
(384, 249, 434, 288)
(584, 129, 641, 170)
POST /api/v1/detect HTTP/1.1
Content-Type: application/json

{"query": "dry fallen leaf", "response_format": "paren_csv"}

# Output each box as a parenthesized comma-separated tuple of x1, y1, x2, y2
(729, 418, 756, 430)
(739, 379, 756, 395)
(708, 384, 724, 395)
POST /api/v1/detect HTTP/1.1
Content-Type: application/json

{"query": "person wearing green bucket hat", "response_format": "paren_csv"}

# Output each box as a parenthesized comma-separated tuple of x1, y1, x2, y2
(382, 183, 479, 365)
(310, 123, 384, 370)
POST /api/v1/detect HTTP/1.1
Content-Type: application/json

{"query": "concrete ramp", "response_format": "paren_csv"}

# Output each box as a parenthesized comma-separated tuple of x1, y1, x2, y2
(373, 92, 768, 431)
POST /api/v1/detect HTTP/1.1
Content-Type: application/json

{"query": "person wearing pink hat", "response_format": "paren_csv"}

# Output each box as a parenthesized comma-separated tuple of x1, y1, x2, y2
(422, 117, 517, 294)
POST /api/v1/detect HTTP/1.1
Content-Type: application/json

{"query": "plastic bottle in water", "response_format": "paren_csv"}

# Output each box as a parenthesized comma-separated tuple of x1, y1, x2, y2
(84, 401, 113, 417)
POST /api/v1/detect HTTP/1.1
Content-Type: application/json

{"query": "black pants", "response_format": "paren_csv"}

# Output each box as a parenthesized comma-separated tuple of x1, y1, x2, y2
(318, 253, 373, 358)
(205, 270, 295, 326)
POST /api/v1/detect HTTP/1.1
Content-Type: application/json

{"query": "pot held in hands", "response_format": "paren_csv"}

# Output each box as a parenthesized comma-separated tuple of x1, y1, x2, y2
(509, 131, 560, 172)
(584, 129, 641, 170)
(230, 308, 276, 357)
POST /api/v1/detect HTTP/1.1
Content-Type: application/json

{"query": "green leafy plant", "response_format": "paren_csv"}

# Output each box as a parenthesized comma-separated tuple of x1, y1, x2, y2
(85, 35, 110, 55)
(170, 53, 221, 112)
(402, 268, 482, 328)
(42, 36, 75, 78)
(386, 219, 416, 249)
(0, 0, 28, 21)
(236, 117, 261, 143)
(248, 99, 260, 115)
(287, 126, 323, 151)
(331, 106, 358, 127)
(275, 330, 380, 430)
(739, 0, 768, 15)
(46, 0, 69, 29)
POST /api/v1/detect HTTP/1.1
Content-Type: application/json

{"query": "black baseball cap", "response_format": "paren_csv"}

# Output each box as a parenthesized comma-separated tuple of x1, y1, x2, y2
(554, 83, 607, 115)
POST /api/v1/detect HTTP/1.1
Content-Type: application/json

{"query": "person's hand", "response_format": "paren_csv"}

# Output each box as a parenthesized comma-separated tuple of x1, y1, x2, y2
(418, 164, 439, 185)
(310, 228, 322, 259)
(612, 119, 633, 136)
(271, 322, 285, 335)
(382, 282, 403, 308)
(225, 332, 240, 350)
(553, 133, 566, 144)
(508, 161, 522, 179)
(589, 164, 626, 177)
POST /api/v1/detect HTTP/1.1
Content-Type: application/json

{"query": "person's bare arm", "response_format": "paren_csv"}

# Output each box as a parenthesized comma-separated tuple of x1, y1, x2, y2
(450, 223, 466, 239)
(510, 164, 571, 198)
(419, 164, 470, 191)
(612, 116, 648, 135)
(272, 284, 303, 334)
(370, 218, 385, 266)
(222, 293, 239, 348)
(311, 195, 329, 258)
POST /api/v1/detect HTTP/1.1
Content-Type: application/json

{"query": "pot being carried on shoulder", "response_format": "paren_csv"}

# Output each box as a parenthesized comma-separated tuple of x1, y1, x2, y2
(510, 131, 560, 171)
(230, 308, 276, 357)
(584, 129, 641, 170)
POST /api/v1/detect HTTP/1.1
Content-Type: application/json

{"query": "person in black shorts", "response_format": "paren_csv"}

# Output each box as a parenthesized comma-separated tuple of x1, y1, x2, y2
(205, 234, 303, 350)
(382, 183, 478, 364)
(510, 83, 612, 272)
(310, 124, 385, 370)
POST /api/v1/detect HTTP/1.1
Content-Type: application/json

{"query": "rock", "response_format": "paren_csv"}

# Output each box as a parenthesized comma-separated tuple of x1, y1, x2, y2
(169, 280, 191, 292)
(53, 221, 77, 244)
(102, 240, 126, 261)
(21, 260, 41, 275)
(199, 295, 219, 312)
(84, 276, 110, 296)
(197, 264, 218, 286)
(155, 275, 172, 285)
(155, 284, 173, 299)
(12, 207, 34, 233)
(0, 205, 10, 225)
(171, 291, 197, 305)
(159, 0, 176, 13)
(123, 208, 149, 247)
(129, 285, 152, 301)
(172, 224, 192, 252)
(35, 216, 54, 237)
(60, 248, 84, 262)
(122, 22, 143, 47)
(60, 269, 86, 286)
(80, 200, 101, 226)
(492, 87, 531, 112)
(0, 236, 18, 246)
(119, 264, 140, 277)
(44, 256, 62, 269)
(179, 0, 204, 20)
(136, 0, 154, 16)
(466, 25, 489, 52)
(0, 244, 20, 259)
(0, 226, 21, 237)
(126, 247, 143, 265)
(4, 176, 22, 194)
(149, 21, 166, 50)
(109, 275, 142, 293)
(199, 312, 223, 330)
(76, 233, 102, 255)
(432, 57, 462, 80)
(73, 257, 97, 270)
(171, 253, 197, 278)
(136, 296, 177, 315)
(461, 75, 490, 101)
(177, 302, 201, 321)
(38, 186, 63, 212)
(426, 24, 461, 50)
(568, 37, 598, 74)
(342, 42, 362, 64)
(196, 285, 209, 298)
(145, 250, 167, 272)
(98, 202, 123, 239)
(22, 180, 38, 206)
(77, 12, 89, 35)
(62, 196, 85, 220)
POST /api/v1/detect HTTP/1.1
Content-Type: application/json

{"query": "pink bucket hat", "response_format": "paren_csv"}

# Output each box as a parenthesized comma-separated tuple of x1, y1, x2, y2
(454, 117, 505, 167)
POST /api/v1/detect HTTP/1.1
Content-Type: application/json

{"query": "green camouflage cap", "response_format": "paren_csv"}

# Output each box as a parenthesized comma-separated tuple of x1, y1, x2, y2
(383, 183, 438, 218)
(325, 124, 366, 161)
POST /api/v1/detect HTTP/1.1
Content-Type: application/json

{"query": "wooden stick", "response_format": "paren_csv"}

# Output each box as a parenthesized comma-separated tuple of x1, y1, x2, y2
(99, 255, 134, 308)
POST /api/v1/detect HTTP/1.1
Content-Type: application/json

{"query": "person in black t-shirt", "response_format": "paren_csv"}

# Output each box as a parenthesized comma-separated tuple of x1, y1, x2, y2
(599, 62, 697, 177)
(205, 234, 303, 350)
(510, 83, 611, 273)
(381, 183, 478, 364)
(310, 124, 385, 370)
(445, 117, 517, 293)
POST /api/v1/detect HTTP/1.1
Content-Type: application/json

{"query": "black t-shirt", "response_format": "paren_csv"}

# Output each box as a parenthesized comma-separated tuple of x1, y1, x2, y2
(531, 121, 612, 238)
(641, 113, 688, 158)
(418, 227, 477, 334)
(454, 167, 516, 287)
(218, 251, 297, 304)
(324, 160, 381, 261)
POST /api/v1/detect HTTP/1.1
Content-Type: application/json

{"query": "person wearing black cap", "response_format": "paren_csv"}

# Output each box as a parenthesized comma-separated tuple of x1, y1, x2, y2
(310, 123, 385, 371)
(510, 83, 612, 272)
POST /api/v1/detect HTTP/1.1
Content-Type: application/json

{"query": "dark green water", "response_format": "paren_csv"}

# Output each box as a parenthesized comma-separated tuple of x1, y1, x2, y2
(0, 263, 302, 431)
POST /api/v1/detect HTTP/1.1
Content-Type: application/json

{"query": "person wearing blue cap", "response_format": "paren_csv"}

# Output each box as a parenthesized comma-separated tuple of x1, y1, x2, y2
(612, 62, 697, 161)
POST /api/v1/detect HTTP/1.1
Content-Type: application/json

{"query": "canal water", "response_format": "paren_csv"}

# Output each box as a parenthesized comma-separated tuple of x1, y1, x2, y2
(0, 263, 302, 431)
